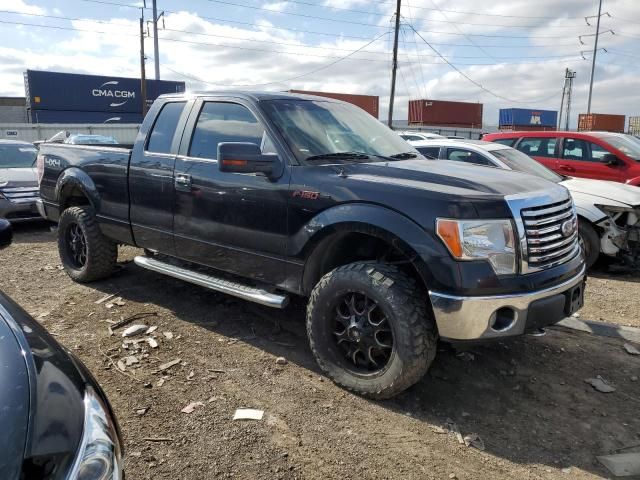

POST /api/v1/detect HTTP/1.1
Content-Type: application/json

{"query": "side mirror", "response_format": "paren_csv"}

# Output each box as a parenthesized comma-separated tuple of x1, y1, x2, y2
(601, 153, 620, 166)
(218, 143, 276, 176)
(0, 218, 13, 250)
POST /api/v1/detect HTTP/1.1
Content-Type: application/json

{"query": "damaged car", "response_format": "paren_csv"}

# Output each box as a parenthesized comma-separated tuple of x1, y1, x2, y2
(407, 138, 640, 269)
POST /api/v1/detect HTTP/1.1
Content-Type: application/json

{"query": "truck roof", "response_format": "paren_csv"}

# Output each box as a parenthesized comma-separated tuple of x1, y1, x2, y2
(157, 91, 345, 103)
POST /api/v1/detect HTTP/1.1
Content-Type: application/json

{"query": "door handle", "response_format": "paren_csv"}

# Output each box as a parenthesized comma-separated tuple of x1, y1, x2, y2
(559, 164, 575, 172)
(175, 173, 192, 190)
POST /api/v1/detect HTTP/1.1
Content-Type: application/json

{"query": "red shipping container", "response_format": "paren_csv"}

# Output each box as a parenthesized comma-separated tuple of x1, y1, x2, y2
(577, 113, 625, 133)
(408, 99, 483, 128)
(288, 90, 379, 118)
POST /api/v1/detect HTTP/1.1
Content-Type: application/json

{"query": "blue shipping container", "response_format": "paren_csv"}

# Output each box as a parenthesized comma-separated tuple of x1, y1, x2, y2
(24, 70, 185, 114)
(30, 110, 143, 124)
(499, 108, 558, 127)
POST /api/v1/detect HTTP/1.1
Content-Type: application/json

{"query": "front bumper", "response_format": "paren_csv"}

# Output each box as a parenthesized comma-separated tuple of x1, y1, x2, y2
(429, 265, 586, 340)
(0, 198, 42, 222)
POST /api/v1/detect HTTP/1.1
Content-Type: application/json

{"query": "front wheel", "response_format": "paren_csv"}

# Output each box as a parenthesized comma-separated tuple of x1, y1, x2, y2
(578, 219, 600, 269)
(306, 262, 438, 399)
(58, 206, 117, 282)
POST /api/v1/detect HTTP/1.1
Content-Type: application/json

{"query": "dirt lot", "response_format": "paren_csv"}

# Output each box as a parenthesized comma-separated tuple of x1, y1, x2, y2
(2, 223, 640, 479)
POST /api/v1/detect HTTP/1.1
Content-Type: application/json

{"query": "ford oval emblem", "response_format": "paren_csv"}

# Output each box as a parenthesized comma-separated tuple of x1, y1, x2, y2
(561, 219, 574, 237)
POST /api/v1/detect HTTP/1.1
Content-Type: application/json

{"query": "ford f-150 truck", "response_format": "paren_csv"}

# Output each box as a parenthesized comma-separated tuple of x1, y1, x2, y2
(37, 92, 586, 399)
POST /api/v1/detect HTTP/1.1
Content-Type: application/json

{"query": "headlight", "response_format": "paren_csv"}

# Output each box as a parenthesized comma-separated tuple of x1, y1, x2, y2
(67, 386, 123, 480)
(436, 218, 516, 275)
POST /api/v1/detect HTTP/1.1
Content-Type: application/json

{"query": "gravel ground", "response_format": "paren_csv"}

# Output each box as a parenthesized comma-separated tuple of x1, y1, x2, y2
(2, 223, 639, 480)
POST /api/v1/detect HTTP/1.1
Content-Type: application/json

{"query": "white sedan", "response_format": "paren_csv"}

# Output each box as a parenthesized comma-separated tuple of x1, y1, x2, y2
(408, 138, 640, 269)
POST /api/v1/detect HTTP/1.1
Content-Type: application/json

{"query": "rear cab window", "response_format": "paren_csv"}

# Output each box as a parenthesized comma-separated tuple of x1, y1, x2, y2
(146, 102, 187, 154)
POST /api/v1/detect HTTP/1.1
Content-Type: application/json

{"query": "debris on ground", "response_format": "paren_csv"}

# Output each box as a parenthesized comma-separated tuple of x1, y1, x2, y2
(456, 352, 475, 362)
(585, 376, 616, 393)
(163, 331, 174, 340)
(597, 452, 640, 477)
(181, 401, 205, 414)
(445, 418, 464, 444)
(112, 312, 159, 331)
(122, 324, 149, 337)
(146, 325, 158, 334)
(431, 426, 448, 434)
(624, 343, 640, 355)
(463, 433, 485, 451)
(136, 407, 149, 416)
(124, 355, 139, 366)
(95, 292, 118, 305)
(631, 376, 638, 382)
(116, 360, 126, 372)
(233, 408, 264, 421)
(187, 371, 195, 380)
(154, 358, 181, 373)
(146, 337, 159, 348)
(106, 297, 126, 309)
(143, 437, 174, 443)
(275, 356, 287, 365)
(156, 378, 165, 387)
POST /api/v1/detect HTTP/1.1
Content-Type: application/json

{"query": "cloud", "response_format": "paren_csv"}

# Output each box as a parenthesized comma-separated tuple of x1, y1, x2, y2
(10, 0, 46, 15)
(261, 1, 289, 12)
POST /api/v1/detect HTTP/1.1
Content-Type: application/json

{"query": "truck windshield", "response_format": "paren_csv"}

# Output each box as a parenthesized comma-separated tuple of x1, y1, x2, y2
(596, 134, 640, 161)
(0, 144, 38, 168)
(262, 99, 421, 164)
(491, 147, 563, 183)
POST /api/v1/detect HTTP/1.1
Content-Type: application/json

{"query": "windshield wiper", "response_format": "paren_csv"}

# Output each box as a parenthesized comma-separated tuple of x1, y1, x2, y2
(305, 151, 370, 162)
(390, 152, 418, 159)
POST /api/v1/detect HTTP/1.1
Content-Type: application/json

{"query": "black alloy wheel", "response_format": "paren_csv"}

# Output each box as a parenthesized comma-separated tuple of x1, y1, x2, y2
(65, 223, 88, 268)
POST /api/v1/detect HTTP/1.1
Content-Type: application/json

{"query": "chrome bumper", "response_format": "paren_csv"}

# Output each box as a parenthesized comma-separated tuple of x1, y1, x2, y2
(429, 265, 586, 340)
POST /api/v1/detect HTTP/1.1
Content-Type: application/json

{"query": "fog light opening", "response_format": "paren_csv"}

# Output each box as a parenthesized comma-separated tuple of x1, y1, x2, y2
(490, 307, 517, 332)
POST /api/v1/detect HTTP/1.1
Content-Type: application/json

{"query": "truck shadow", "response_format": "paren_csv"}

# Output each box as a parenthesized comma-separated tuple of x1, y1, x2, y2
(8, 221, 54, 244)
(94, 259, 638, 478)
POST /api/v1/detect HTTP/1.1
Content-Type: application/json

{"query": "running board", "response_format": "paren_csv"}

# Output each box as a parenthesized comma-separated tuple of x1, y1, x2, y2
(133, 256, 289, 309)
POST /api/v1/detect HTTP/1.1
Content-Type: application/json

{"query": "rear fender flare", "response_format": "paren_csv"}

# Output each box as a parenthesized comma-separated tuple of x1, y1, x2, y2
(55, 168, 100, 211)
(293, 203, 444, 294)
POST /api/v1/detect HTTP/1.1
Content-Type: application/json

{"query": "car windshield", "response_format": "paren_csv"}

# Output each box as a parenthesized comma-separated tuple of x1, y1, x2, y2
(0, 144, 38, 168)
(597, 134, 640, 161)
(262, 99, 422, 164)
(491, 147, 563, 183)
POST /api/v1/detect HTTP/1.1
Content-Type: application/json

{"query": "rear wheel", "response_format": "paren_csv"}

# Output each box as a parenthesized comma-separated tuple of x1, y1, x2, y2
(306, 262, 437, 399)
(578, 219, 600, 269)
(58, 206, 117, 282)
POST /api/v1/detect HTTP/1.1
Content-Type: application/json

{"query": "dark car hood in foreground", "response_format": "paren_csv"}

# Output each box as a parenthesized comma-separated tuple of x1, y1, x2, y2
(0, 292, 85, 479)
(342, 159, 562, 198)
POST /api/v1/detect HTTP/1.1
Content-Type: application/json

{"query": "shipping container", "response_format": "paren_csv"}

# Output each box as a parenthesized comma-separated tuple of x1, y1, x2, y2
(24, 70, 185, 114)
(288, 90, 379, 118)
(408, 99, 483, 128)
(629, 116, 640, 136)
(577, 113, 625, 133)
(29, 110, 143, 124)
(499, 108, 557, 129)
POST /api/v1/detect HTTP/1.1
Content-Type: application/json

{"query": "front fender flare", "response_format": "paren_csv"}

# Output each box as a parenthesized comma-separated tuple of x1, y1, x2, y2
(292, 203, 446, 293)
(55, 167, 100, 211)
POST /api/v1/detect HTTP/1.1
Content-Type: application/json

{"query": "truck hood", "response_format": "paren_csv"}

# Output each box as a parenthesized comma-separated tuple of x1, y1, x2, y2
(561, 177, 640, 207)
(342, 159, 561, 197)
(0, 168, 38, 187)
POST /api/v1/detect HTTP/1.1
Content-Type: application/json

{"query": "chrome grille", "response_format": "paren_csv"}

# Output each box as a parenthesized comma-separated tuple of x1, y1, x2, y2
(0, 186, 40, 204)
(521, 197, 579, 271)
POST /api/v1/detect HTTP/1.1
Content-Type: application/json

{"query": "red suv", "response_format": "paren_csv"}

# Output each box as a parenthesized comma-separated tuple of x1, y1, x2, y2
(483, 131, 640, 186)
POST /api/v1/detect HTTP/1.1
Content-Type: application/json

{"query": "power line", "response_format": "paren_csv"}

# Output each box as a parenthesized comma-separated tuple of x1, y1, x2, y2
(156, 31, 393, 87)
(405, 21, 563, 104)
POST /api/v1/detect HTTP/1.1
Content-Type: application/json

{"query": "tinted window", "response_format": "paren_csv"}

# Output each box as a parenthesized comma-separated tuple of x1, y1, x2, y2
(562, 138, 606, 162)
(416, 146, 440, 159)
(517, 137, 557, 158)
(492, 138, 516, 147)
(0, 144, 37, 168)
(146, 102, 186, 154)
(401, 135, 424, 141)
(446, 148, 493, 166)
(492, 148, 562, 183)
(189, 102, 266, 160)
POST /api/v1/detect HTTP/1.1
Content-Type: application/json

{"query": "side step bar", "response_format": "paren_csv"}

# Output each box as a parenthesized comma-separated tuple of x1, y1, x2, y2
(133, 256, 289, 309)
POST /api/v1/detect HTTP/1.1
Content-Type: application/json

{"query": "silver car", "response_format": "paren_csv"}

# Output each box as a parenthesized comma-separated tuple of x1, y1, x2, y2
(0, 140, 41, 222)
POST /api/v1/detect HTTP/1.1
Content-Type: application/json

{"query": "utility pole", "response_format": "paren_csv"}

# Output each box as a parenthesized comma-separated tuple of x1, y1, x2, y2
(152, 0, 160, 80)
(587, 0, 603, 114)
(558, 69, 576, 130)
(387, 0, 401, 128)
(139, 13, 148, 116)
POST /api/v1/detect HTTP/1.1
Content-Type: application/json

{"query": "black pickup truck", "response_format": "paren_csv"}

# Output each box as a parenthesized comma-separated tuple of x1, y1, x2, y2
(37, 92, 586, 398)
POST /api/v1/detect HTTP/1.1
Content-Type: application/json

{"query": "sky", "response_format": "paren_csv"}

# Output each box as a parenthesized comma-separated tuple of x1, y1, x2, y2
(1, 0, 639, 126)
